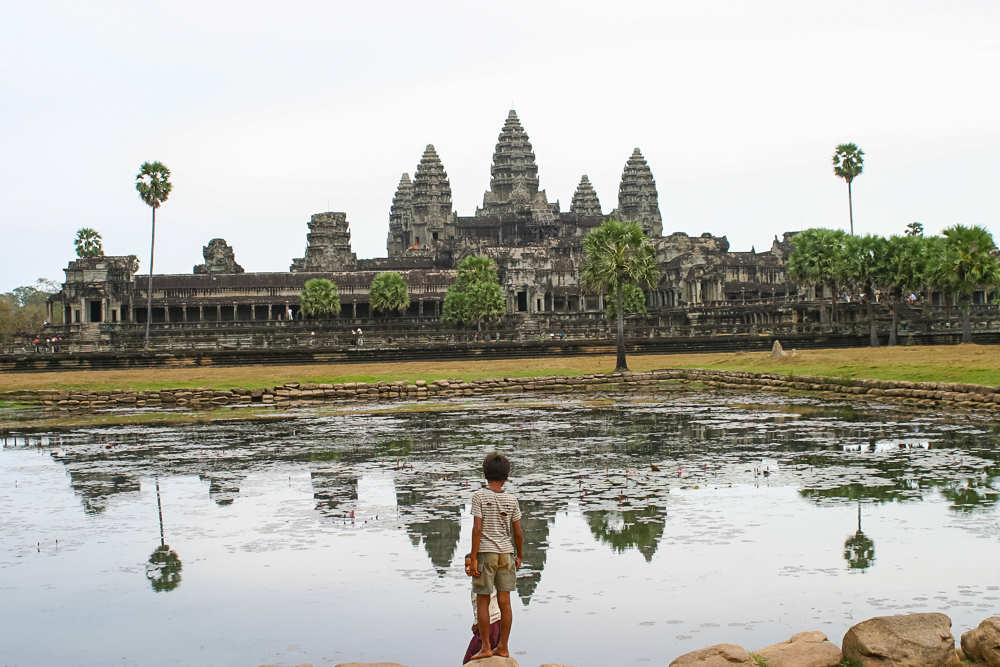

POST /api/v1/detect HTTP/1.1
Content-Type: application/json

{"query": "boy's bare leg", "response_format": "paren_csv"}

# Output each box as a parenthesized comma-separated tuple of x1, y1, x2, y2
(471, 593, 494, 660)
(494, 590, 512, 657)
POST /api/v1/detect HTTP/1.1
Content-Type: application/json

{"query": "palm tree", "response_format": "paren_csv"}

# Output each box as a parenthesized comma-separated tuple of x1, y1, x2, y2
(788, 228, 846, 323)
(135, 161, 173, 348)
(581, 220, 657, 372)
(842, 233, 887, 347)
(300, 278, 341, 318)
(843, 503, 875, 571)
(905, 222, 924, 237)
(832, 144, 865, 235)
(939, 225, 1000, 343)
(368, 272, 410, 334)
(882, 235, 929, 345)
(74, 228, 104, 257)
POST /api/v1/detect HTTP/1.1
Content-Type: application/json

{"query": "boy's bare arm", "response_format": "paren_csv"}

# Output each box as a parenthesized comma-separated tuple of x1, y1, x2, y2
(512, 519, 523, 569)
(470, 516, 484, 577)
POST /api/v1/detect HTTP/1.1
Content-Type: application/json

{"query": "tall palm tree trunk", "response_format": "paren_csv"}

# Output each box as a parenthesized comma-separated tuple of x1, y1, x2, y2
(615, 283, 628, 372)
(848, 181, 854, 236)
(962, 298, 972, 344)
(888, 295, 899, 346)
(829, 282, 839, 325)
(145, 207, 155, 348)
(866, 291, 879, 347)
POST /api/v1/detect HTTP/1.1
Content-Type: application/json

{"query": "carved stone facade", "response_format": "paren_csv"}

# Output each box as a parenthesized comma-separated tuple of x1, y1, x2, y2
(45, 108, 811, 346)
(290, 212, 358, 272)
(194, 238, 244, 274)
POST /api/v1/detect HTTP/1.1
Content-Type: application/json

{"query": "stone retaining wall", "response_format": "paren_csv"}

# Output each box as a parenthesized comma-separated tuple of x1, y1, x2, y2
(7, 368, 1000, 414)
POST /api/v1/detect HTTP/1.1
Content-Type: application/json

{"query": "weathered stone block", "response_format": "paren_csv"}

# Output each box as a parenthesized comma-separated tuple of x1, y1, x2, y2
(842, 613, 961, 667)
(669, 643, 756, 667)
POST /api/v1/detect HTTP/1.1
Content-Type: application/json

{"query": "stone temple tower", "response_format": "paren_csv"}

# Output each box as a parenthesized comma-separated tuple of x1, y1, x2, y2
(612, 148, 662, 237)
(570, 175, 602, 217)
(477, 110, 555, 217)
(407, 144, 456, 250)
(387, 173, 413, 256)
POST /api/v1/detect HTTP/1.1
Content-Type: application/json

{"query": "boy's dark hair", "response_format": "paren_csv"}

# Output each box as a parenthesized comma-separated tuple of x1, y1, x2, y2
(483, 453, 511, 481)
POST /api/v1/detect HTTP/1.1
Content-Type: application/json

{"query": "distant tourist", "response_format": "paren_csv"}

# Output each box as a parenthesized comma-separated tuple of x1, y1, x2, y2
(462, 553, 501, 663)
(467, 453, 523, 661)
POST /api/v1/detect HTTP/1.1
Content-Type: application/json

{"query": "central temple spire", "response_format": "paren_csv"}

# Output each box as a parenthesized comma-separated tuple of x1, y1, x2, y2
(478, 109, 553, 217)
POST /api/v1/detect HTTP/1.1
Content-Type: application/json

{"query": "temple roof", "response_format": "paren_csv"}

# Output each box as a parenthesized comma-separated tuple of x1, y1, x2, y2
(412, 145, 453, 226)
(614, 148, 662, 236)
(481, 110, 544, 214)
(570, 175, 602, 217)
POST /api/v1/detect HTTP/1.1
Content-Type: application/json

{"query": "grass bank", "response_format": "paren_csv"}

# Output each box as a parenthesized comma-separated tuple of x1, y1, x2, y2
(0, 345, 997, 392)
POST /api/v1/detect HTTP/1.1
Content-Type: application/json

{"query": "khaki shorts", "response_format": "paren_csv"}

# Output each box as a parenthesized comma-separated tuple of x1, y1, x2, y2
(472, 553, 516, 594)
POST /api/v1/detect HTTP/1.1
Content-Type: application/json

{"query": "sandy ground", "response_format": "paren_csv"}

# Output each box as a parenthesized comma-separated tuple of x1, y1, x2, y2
(1, 344, 998, 392)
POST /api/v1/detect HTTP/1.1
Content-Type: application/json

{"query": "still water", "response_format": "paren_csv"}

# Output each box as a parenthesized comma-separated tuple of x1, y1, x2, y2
(2, 392, 999, 667)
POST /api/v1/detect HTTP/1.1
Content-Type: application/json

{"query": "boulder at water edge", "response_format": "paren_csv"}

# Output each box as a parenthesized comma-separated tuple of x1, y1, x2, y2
(463, 658, 518, 667)
(962, 617, 1000, 666)
(669, 643, 758, 667)
(842, 613, 961, 667)
(755, 631, 842, 667)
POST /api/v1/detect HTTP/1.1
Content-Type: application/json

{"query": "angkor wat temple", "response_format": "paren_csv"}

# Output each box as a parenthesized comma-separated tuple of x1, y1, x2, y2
(41, 109, 829, 351)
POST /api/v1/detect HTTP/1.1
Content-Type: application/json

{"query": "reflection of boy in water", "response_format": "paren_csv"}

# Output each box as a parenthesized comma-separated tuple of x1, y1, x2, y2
(462, 553, 501, 663)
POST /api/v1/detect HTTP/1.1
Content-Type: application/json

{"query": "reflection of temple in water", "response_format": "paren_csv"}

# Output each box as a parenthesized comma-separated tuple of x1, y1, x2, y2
(407, 509, 463, 575)
(515, 501, 551, 604)
(586, 506, 666, 562)
(199, 473, 246, 506)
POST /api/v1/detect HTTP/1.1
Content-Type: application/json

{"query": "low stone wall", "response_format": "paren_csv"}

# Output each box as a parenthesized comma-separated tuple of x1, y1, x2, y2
(7, 367, 1000, 414)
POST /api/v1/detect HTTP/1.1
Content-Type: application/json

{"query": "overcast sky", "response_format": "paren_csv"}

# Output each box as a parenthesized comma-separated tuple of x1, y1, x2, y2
(2, 1, 998, 292)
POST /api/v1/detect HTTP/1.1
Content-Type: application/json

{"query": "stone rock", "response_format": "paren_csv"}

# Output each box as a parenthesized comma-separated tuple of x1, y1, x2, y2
(755, 631, 842, 667)
(842, 613, 961, 667)
(670, 643, 757, 667)
(962, 617, 1000, 666)
(462, 658, 518, 667)
(771, 340, 786, 358)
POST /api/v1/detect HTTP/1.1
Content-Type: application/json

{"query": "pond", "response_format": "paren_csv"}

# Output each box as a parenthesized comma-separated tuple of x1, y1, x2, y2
(2, 392, 999, 667)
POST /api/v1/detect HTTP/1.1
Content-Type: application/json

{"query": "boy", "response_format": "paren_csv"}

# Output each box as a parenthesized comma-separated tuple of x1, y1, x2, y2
(469, 453, 523, 660)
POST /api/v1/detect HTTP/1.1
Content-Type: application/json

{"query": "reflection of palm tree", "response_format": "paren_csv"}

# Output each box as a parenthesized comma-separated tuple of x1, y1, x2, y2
(843, 503, 875, 571)
(146, 479, 182, 592)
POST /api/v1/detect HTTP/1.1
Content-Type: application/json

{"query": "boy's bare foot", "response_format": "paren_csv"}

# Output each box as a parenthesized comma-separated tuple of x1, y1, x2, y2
(493, 645, 510, 658)
(470, 648, 493, 660)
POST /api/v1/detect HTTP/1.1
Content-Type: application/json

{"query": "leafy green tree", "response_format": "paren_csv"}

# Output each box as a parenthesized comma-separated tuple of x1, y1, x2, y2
(906, 222, 924, 237)
(844, 504, 875, 571)
(441, 256, 506, 333)
(74, 228, 104, 257)
(135, 161, 173, 348)
(368, 272, 410, 334)
(842, 233, 888, 347)
(300, 278, 341, 318)
(0, 278, 61, 339)
(581, 219, 657, 371)
(605, 283, 647, 320)
(832, 143, 865, 235)
(788, 228, 847, 323)
(882, 235, 930, 345)
(939, 225, 1000, 343)
(922, 235, 950, 319)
